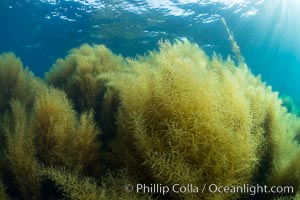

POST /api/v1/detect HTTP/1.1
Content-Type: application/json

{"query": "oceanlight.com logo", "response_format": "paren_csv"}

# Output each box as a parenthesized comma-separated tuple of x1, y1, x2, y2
(206, 184, 294, 196)
(124, 183, 294, 196)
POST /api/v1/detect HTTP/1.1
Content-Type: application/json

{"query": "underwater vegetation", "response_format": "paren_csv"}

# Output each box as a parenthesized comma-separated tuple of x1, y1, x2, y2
(1, 23, 300, 200)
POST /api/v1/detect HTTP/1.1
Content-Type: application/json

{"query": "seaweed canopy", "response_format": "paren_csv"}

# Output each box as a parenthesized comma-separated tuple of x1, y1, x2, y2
(0, 53, 36, 113)
(105, 38, 300, 199)
(1, 19, 300, 200)
(45, 44, 125, 113)
(45, 43, 125, 151)
(31, 87, 101, 175)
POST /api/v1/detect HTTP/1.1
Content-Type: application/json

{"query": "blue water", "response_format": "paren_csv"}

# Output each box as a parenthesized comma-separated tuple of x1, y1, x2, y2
(1, 0, 300, 105)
